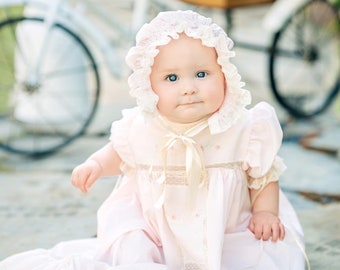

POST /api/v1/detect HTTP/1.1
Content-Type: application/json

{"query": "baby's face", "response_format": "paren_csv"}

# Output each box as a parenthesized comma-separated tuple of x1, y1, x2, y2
(150, 34, 225, 124)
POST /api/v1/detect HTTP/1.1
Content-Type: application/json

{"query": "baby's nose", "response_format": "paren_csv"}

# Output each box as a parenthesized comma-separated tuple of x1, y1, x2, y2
(183, 88, 197, 95)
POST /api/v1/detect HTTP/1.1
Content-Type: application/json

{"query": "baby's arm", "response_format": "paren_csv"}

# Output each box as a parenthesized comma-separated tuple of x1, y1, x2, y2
(248, 182, 285, 242)
(71, 142, 122, 193)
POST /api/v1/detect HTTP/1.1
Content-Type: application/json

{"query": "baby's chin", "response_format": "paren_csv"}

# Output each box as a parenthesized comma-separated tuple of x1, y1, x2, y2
(164, 113, 214, 125)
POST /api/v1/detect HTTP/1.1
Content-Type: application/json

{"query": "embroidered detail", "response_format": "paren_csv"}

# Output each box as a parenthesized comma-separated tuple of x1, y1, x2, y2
(164, 170, 188, 185)
(138, 162, 242, 171)
(184, 263, 205, 270)
(207, 162, 243, 170)
(138, 162, 243, 185)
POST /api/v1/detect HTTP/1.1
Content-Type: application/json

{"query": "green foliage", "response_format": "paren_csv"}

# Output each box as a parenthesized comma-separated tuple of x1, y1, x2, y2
(0, 6, 24, 113)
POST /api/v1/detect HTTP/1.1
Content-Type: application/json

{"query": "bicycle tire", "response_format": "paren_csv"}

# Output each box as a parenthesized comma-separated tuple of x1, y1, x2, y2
(269, 0, 340, 118)
(0, 16, 100, 156)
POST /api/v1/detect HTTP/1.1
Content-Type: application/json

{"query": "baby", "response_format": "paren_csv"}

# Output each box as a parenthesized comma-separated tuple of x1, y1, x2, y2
(0, 10, 307, 270)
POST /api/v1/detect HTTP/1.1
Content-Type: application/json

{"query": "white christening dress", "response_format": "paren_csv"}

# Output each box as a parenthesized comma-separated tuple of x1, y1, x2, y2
(0, 102, 306, 270)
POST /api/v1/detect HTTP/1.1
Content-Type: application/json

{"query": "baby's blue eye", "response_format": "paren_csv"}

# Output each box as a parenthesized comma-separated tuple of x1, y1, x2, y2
(167, 74, 178, 82)
(196, 71, 207, 78)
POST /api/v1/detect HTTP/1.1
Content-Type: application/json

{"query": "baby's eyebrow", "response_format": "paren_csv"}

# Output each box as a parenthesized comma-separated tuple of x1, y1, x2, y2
(159, 68, 179, 74)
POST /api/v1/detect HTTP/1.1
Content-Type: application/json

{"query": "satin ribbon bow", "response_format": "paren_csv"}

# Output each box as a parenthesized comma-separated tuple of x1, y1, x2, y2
(155, 117, 209, 208)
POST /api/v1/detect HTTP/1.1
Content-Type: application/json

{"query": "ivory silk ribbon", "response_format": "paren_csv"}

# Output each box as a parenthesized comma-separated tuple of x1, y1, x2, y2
(154, 117, 209, 208)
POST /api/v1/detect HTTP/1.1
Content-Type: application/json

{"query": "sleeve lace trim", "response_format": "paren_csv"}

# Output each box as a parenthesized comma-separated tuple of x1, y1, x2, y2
(247, 156, 286, 190)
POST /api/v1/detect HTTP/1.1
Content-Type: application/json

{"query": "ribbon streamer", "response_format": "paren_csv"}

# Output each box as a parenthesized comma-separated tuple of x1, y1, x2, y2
(155, 116, 209, 208)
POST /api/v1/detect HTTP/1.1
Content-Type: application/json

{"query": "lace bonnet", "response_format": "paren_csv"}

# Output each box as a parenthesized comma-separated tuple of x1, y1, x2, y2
(125, 10, 251, 134)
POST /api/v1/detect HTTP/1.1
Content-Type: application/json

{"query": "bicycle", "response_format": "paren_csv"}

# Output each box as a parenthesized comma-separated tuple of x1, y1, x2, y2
(0, 0, 339, 157)
(0, 0, 165, 157)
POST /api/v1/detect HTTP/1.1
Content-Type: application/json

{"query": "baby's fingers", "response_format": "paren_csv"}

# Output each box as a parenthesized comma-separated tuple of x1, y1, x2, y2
(271, 222, 285, 242)
(248, 220, 264, 240)
(271, 222, 280, 242)
(253, 223, 264, 240)
(84, 171, 99, 192)
(279, 222, 285, 240)
(71, 168, 90, 193)
(248, 220, 255, 234)
(261, 224, 272, 241)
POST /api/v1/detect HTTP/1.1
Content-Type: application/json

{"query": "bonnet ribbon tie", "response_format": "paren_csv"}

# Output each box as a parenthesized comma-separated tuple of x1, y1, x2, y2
(154, 117, 209, 208)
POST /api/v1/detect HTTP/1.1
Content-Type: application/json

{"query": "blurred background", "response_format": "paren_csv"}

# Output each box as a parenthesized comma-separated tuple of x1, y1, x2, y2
(0, 0, 339, 268)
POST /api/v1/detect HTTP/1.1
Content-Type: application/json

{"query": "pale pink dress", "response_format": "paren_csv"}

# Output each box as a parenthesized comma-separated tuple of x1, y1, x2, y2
(0, 102, 306, 270)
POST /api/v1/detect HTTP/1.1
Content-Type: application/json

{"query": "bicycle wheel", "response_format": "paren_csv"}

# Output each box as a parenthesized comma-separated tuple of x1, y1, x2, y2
(269, 0, 340, 118)
(0, 17, 100, 156)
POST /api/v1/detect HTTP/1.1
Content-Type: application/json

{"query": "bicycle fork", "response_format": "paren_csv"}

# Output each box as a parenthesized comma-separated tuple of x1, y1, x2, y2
(24, 0, 64, 90)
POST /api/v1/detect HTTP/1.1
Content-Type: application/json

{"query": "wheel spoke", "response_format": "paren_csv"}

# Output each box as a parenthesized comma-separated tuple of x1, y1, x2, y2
(0, 17, 100, 156)
(269, 0, 340, 117)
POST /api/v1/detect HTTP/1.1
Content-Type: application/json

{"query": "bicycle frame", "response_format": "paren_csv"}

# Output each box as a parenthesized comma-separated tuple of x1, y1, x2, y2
(263, 0, 310, 33)
(0, 0, 147, 77)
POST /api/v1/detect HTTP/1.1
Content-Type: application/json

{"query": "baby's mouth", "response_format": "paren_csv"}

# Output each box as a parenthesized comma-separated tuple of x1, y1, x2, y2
(180, 100, 201, 106)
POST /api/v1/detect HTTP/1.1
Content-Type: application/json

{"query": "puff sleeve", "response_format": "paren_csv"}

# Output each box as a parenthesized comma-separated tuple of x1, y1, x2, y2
(109, 107, 139, 170)
(242, 102, 286, 194)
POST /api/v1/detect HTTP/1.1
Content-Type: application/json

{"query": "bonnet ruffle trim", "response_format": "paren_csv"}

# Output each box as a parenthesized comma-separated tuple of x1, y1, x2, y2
(126, 10, 251, 134)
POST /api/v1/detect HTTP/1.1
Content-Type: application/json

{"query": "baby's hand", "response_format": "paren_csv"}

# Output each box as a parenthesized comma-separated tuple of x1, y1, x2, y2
(71, 159, 102, 193)
(248, 211, 285, 242)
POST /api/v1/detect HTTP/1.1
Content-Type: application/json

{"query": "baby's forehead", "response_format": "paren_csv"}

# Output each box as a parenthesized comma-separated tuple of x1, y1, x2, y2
(155, 33, 215, 51)
(152, 36, 219, 71)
